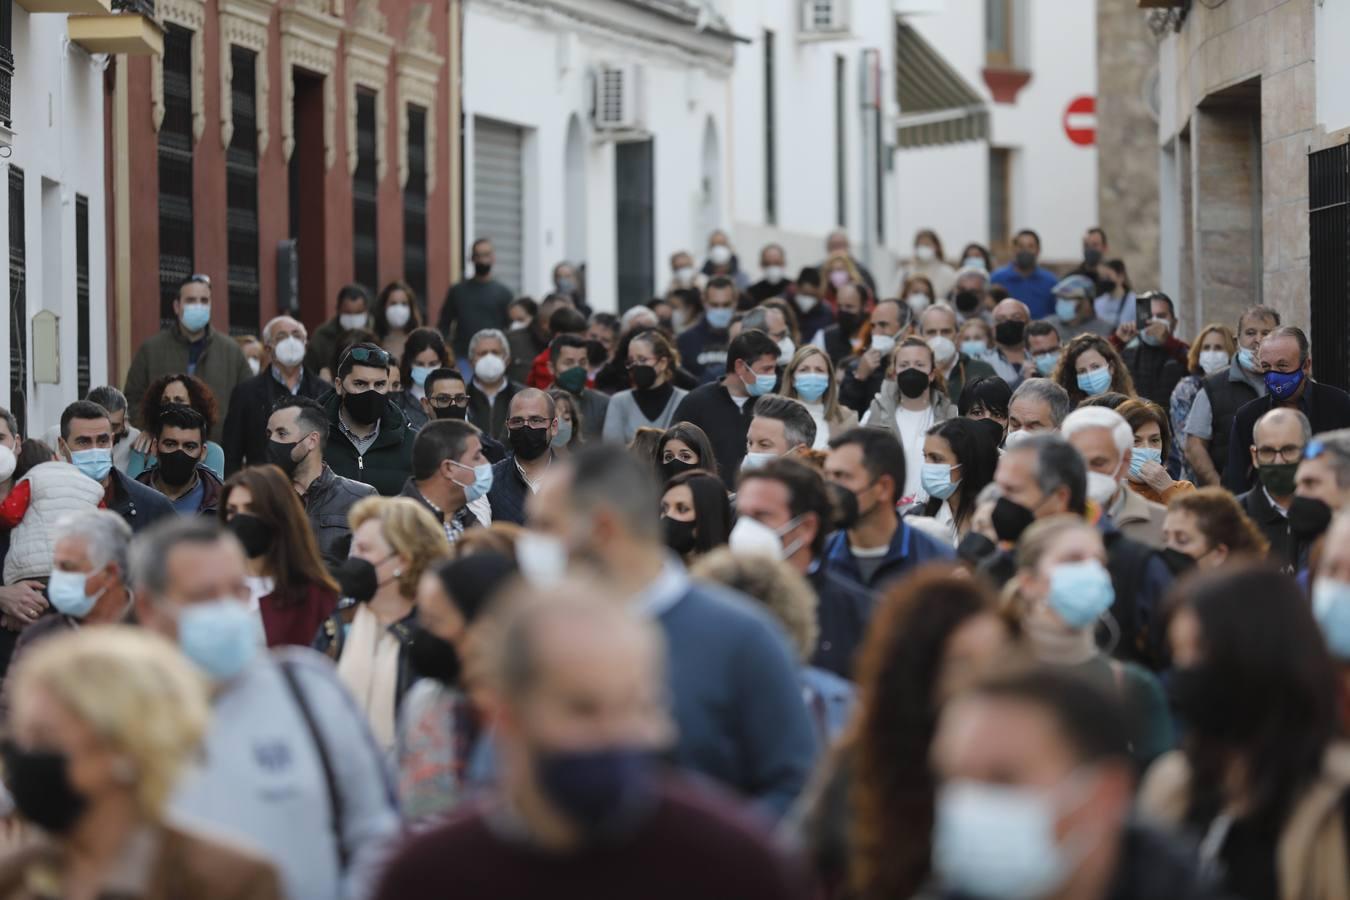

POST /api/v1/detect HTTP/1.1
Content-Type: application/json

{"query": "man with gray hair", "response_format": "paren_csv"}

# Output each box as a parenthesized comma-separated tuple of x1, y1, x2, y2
(1063, 406, 1166, 549)
(221, 314, 330, 475)
(132, 516, 400, 900)
(467, 327, 522, 441)
(919, 302, 995, 403)
(1289, 428, 1350, 552)
(1005, 378, 1071, 447)
(1238, 407, 1312, 572)
(743, 395, 816, 473)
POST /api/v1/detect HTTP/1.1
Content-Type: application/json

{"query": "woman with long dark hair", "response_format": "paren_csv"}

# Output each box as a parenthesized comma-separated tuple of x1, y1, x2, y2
(659, 470, 731, 561)
(219, 465, 339, 647)
(656, 421, 718, 484)
(905, 417, 999, 545)
(374, 280, 424, 360)
(1141, 564, 1348, 900)
(394, 327, 449, 432)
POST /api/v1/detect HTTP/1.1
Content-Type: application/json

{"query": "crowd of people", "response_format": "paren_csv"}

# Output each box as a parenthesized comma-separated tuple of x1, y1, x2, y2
(0, 225, 1348, 900)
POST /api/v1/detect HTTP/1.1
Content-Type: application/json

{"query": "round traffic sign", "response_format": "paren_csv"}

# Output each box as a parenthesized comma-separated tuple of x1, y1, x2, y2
(1063, 96, 1096, 146)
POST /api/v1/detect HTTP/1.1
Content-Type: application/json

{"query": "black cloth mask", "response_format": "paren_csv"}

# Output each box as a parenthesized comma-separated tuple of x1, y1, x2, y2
(266, 438, 305, 477)
(333, 556, 378, 604)
(896, 368, 931, 400)
(432, 405, 469, 421)
(342, 389, 385, 426)
(228, 513, 276, 559)
(1289, 495, 1333, 541)
(954, 291, 981, 315)
(156, 449, 199, 487)
(662, 458, 699, 483)
(991, 496, 1035, 543)
(630, 365, 658, 391)
(1160, 547, 1197, 577)
(663, 517, 698, 556)
(994, 320, 1026, 346)
(407, 625, 463, 685)
(1, 742, 88, 834)
(509, 425, 552, 462)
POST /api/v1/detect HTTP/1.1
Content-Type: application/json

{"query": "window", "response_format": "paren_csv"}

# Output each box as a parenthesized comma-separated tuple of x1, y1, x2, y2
(1310, 145, 1350, 390)
(988, 147, 1010, 252)
(76, 194, 90, 399)
(158, 24, 195, 327)
(227, 46, 260, 336)
(0, 0, 14, 130)
(763, 29, 776, 225)
(835, 54, 846, 228)
(352, 88, 378, 294)
(403, 104, 428, 314)
(8, 165, 24, 432)
(985, 0, 1013, 68)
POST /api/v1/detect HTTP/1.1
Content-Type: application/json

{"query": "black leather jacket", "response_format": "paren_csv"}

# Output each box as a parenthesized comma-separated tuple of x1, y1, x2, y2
(302, 464, 377, 565)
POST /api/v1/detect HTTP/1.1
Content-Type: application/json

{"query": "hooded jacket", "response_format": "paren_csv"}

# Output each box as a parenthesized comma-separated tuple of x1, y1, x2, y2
(320, 393, 417, 497)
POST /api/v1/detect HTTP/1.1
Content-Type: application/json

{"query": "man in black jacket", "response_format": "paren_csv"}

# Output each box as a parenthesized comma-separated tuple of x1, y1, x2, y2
(1114, 291, 1187, 407)
(1224, 326, 1350, 493)
(487, 389, 557, 525)
(736, 458, 873, 679)
(222, 316, 331, 475)
(1237, 408, 1310, 573)
(321, 344, 417, 496)
(837, 299, 910, 416)
(671, 329, 781, 482)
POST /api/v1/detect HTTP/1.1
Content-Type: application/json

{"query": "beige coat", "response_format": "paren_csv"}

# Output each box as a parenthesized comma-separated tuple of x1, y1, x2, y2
(1107, 484, 1167, 550)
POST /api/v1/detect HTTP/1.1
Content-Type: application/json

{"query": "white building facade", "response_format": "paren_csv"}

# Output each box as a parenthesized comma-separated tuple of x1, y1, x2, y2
(460, 0, 737, 313)
(0, 5, 111, 437)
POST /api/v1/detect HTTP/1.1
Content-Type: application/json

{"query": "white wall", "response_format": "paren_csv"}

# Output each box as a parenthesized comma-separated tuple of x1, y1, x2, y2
(0, 13, 108, 435)
(894, 0, 1097, 270)
(1315, 0, 1350, 133)
(726, 0, 901, 289)
(462, 0, 734, 313)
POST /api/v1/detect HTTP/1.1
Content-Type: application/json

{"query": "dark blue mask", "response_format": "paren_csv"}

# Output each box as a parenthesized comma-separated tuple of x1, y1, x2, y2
(535, 746, 658, 841)
(1264, 367, 1305, 401)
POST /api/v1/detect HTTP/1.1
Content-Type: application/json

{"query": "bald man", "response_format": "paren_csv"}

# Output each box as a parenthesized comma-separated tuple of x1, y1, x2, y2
(1237, 407, 1312, 572)
(487, 387, 559, 525)
(222, 315, 332, 474)
(982, 298, 1032, 390)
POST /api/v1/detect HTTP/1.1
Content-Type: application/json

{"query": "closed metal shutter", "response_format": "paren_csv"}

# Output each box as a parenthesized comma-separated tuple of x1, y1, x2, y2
(473, 117, 523, 294)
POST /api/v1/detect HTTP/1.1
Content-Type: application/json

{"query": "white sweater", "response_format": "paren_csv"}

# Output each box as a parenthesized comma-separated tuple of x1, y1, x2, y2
(4, 461, 104, 584)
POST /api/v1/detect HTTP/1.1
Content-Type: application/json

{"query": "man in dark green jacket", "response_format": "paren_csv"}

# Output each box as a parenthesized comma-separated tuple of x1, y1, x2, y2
(305, 284, 372, 381)
(122, 275, 253, 443)
(321, 343, 417, 496)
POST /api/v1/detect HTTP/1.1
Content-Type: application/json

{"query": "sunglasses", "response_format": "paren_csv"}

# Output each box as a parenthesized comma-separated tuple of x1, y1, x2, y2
(340, 346, 392, 369)
(187, 273, 211, 286)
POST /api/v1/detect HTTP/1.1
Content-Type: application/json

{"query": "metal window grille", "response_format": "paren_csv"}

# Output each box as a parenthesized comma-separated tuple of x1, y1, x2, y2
(227, 46, 260, 336)
(158, 24, 195, 327)
(8, 165, 24, 433)
(1310, 144, 1350, 391)
(0, 0, 14, 130)
(835, 54, 846, 228)
(810, 0, 836, 29)
(764, 29, 776, 225)
(615, 139, 654, 310)
(76, 194, 90, 398)
(403, 104, 428, 315)
(352, 88, 379, 294)
(988, 147, 1010, 251)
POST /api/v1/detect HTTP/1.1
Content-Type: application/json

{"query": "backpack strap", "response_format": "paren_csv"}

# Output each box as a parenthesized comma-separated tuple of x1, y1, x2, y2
(278, 660, 350, 870)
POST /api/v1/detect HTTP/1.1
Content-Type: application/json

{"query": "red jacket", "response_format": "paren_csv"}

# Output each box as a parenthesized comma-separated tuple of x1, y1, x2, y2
(527, 348, 554, 389)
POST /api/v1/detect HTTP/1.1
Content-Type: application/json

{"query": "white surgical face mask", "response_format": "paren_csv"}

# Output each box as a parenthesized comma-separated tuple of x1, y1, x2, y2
(906, 293, 932, 316)
(870, 334, 897, 356)
(764, 264, 785, 284)
(777, 337, 796, 364)
(708, 244, 732, 266)
(0, 444, 15, 483)
(728, 514, 806, 560)
(1198, 349, 1229, 375)
(273, 336, 306, 368)
(247, 357, 261, 375)
(339, 312, 368, 331)
(474, 353, 507, 383)
(914, 244, 936, 262)
(385, 303, 412, 329)
(674, 266, 696, 287)
(1086, 470, 1119, 506)
(928, 335, 957, 367)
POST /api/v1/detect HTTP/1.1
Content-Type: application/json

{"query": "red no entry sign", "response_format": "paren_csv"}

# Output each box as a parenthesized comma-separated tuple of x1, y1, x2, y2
(1063, 96, 1096, 146)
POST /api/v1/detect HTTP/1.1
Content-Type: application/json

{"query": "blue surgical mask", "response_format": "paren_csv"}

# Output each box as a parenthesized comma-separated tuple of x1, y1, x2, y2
(181, 303, 211, 332)
(1128, 446, 1162, 478)
(933, 779, 1072, 900)
(1312, 576, 1350, 660)
(706, 307, 734, 330)
(551, 419, 574, 448)
(1054, 299, 1079, 322)
(921, 463, 961, 500)
(1047, 559, 1115, 629)
(746, 371, 777, 398)
(1034, 352, 1060, 376)
(1237, 346, 1257, 372)
(47, 569, 105, 619)
(1264, 368, 1304, 401)
(410, 365, 435, 387)
(450, 460, 494, 502)
(1076, 367, 1112, 396)
(70, 448, 113, 482)
(961, 340, 988, 359)
(794, 373, 829, 403)
(740, 451, 779, 472)
(178, 599, 260, 681)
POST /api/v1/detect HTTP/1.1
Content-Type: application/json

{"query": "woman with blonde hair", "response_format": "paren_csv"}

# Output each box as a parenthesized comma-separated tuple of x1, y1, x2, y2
(1116, 398, 1196, 506)
(0, 627, 280, 898)
(314, 496, 450, 751)
(1169, 323, 1236, 480)
(780, 346, 858, 450)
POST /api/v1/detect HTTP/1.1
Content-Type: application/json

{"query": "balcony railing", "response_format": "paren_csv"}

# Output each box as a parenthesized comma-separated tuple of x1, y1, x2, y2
(0, 46, 13, 131)
(110, 0, 152, 15)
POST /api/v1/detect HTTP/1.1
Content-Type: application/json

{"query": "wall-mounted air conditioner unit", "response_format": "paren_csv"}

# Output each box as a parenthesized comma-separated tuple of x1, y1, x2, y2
(591, 64, 643, 135)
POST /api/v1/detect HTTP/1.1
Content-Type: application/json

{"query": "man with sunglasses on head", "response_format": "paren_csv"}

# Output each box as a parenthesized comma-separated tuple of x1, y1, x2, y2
(122, 273, 253, 444)
(318, 343, 418, 496)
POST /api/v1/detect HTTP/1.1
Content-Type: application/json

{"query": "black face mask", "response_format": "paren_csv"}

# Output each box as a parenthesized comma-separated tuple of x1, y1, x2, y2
(954, 291, 981, 315)
(586, 340, 610, 367)
(407, 625, 462, 686)
(994, 320, 1026, 346)
(896, 368, 931, 399)
(1160, 547, 1197, 577)
(630, 365, 658, 391)
(991, 496, 1036, 543)
(1014, 250, 1037, 271)
(1289, 495, 1333, 541)
(342, 389, 385, 426)
(836, 311, 861, 337)
(663, 517, 698, 556)
(1083, 247, 1103, 268)
(956, 531, 997, 565)
(826, 481, 860, 531)
(266, 438, 305, 477)
(509, 425, 552, 462)
(1, 741, 88, 834)
(228, 513, 275, 559)
(432, 404, 469, 421)
(156, 449, 199, 487)
(662, 458, 699, 483)
(333, 556, 378, 604)
(474, 260, 493, 277)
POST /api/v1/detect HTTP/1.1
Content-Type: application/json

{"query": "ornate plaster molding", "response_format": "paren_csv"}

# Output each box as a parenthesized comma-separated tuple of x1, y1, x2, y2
(153, 0, 207, 138)
(396, 3, 441, 192)
(345, 0, 393, 178)
(218, 0, 273, 152)
(280, 2, 341, 168)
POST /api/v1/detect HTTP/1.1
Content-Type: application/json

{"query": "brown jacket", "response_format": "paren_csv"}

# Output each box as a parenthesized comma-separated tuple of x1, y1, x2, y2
(0, 823, 281, 900)
(1139, 743, 1350, 900)
(1107, 483, 1167, 550)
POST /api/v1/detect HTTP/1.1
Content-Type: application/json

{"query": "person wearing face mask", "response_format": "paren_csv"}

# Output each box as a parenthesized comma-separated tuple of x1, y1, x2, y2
(1053, 333, 1136, 408)
(1225, 326, 1350, 493)
(42, 387, 140, 474)
(920, 304, 996, 405)
(551, 261, 590, 314)
(671, 329, 780, 481)
(486, 389, 560, 526)
(398, 417, 495, 553)
(1022, 321, 1064, 381)
(0, 626, 284, 900)
(395, 552, 518, 824)
(1311, 513, 1350, 722)
(699, 229, 750, 291)
(135, 403, 225, 516)
(1108, 291, 1188, 408)
(789, 266, 834, 345)
(747, 242, 796, 307)
(1166, 323, 1237, 482)
(465, 328, 524, 441)
(373, 280, 423, 360)
(1184, 307, 1278, 487)
(1116, 398, 1195, 506)
(660, 471, 732, 562)
(547, 334, 610, 440)
(895, 228, 957, 301)
(666, 249, 701, 293)
(931, 666, 1214, 900)
(1234, 408, 1310, 572)
(1141, 565, 1350, 900)
(0, 443, 105, 599)
(781, 346, 858, 449)
(123, 274, 253, 445)
(523, 446, 817, 817)
(822, 229, 877, 295)
(655, 422, 718, 484)
(392, 327, 450, 432)
(817, 280, 869, 365)
(319, 343, 417, 496)
(603, 330, 689, 446)
(304, 283, 373, 382)
(1071, 225, 1110, 279)
(838, 298, 912, 416)
(861, 338, 957, 502)
(221, 316, 330, 475)
(374, 584, 809, 900)
(951, 266, 992, 323)
(1007, 516, 1174, 770)
(1063, 407, 1166, 550)
(905, 418, 999, 547)
(1287, 432, 1350, 559)
(131, 518, 400, 900)
(989, 229, 1059, 319)
(676, 277, 739, 384)
(1160, 488, 1269, 579)
(899, 274, 936, 322)
(982, 299, 1033, 390)
(436, 238, 514, 361)
(56, 400, 174, 535)
(1045, 274, 1112, 342)
(740, 395, 817, 476)
(821, 428, 955, 590)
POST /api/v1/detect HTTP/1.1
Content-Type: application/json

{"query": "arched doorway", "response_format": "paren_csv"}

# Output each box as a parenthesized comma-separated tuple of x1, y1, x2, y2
(563, 114, 587, 267)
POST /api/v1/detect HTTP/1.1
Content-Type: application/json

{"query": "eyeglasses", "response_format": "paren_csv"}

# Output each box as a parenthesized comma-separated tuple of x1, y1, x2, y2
(429, 394, 470, 408)
(340, 346, 392, 369)
(1255, 444, 1305, 465)
(507, 416, 552, 429)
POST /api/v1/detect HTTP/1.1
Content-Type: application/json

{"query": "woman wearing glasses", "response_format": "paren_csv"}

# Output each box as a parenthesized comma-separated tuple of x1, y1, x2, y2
(601, 329, 689, 444)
